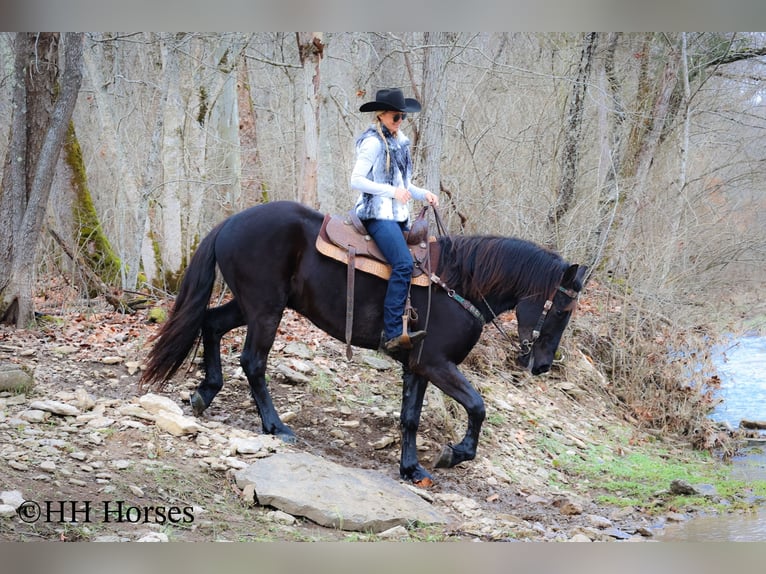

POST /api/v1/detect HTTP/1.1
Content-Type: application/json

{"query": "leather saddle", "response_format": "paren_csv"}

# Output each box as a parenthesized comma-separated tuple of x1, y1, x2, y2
(316, 210, 441, 360)
(316, 211, 439, 287)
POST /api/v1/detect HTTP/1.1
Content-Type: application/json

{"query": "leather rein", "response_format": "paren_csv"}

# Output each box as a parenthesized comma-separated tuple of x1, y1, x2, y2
(415, 208, 579, 357)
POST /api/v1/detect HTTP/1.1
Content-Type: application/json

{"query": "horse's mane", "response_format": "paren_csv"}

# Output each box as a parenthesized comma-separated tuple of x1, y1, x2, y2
(436, 235, 567, 301)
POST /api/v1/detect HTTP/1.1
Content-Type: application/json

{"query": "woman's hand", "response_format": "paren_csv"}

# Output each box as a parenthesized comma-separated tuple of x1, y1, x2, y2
(424, 191, 439, 207)
(393, 187, 411, 204)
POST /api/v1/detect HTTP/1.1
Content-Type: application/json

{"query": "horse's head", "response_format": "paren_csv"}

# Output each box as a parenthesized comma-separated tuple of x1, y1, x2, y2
(515, 263, 587, 375)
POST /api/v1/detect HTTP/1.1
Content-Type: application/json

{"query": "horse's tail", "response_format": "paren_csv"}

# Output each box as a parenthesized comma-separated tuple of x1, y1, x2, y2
(139, 220, 226, 391)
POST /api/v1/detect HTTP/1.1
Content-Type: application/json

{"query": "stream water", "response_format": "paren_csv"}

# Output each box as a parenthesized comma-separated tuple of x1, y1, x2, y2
(656, 335, 766, 541)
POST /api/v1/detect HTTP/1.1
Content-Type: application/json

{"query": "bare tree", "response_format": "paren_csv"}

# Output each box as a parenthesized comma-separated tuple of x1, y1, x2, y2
(297, 32, 324, 207)
(0, 33, 84, 326)
(546, 32, 597, 248)
(418, 32, 453, 194)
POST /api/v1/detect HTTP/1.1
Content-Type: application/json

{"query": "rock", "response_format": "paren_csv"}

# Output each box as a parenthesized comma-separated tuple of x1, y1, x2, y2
(275, 364, 311, 386)
(19, 409, 49, 423)
(266, 509, 296, 525)
(234, 451, 449, 533)
(281, 411, 298, 424)
(434, 492, 481, 517)
(0, 504, 17, 517)
(101, 356, 124, 365)
(84, 416, 115, 428)
(587, 514, 613, 529)
(369, 435, 396, 450)
(283, 342, 313, 359)
(568, 533, 592, 542)
(241, 483, 256, 506)
(740, 419, 766, 430)
(128, 485, 145, 497)
(554, 497, 583, 515)
(1, 490, 25, 509)
(94, 535, 130, 542)
(361, 355, 393, 371)
(603, 527, 633, 540)
(28, 400, 80, 417)
(74, 387, 96, 410)
(139, 393, 183, 416)
(669, 479, 698, 495)
(693, 483, 718, 497)
(154, 411, 202, 436)
(125, 361, 141, 375)
(378, 525, 410, 540)
(0, 366, 34, 393)
(137, 532, 169, 542)
(118, 404, 155, 421)
(52, 345, 79, 355)
(557, 382, 587, 399)
(288, 358, 314, 374)
(229, 436, 268, 455)
(224, 457, 248, 470)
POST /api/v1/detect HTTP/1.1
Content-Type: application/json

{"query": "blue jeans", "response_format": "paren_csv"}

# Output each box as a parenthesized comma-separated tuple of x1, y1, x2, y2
(363, 218, 413, 340)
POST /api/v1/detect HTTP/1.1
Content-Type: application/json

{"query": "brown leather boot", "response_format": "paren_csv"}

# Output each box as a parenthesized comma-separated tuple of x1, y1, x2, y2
(383, 330, 427, 353)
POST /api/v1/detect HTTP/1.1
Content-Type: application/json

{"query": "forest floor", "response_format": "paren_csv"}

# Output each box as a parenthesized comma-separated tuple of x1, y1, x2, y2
(1, 279, 763, 542)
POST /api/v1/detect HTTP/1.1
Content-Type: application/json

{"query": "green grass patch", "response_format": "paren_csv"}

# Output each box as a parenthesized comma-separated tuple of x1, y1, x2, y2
(537, 432, 766, 513)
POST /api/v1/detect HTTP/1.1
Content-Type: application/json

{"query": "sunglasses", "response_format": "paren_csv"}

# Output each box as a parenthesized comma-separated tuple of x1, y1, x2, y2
(391, 112, 407, 122)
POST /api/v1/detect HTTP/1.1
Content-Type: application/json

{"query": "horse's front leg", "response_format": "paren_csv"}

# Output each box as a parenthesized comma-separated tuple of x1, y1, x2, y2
(427, 363, 486, 469)
(399, 369, 433, 487)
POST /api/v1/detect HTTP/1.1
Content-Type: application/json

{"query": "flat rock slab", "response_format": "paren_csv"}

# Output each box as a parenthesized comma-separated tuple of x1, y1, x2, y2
(0, 366, 34, 392)
(234, 452, 449, 533)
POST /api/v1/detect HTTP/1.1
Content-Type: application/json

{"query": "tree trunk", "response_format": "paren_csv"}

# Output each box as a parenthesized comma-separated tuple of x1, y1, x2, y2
(418, 32, 452, 194)
(584, 33, 625, 271)
(206, 35, 244, 216)
(610, 35, 682, 272)
(81, 34, 146, 289)
(63, 121, 122, 291)
(546, 32, 597, 247)
(157, 34, 185, 289)
(0, 32, 84, 326)
(297, 32, 324, 208)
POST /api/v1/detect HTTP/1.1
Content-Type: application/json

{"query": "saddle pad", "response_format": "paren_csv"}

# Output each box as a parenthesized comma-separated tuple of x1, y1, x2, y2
(315, 235, 432, 287)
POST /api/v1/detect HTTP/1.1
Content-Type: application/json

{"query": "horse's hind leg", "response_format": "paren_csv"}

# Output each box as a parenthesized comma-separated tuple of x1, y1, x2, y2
(191, 301, 245, 416)
(240, 314, 295, 441)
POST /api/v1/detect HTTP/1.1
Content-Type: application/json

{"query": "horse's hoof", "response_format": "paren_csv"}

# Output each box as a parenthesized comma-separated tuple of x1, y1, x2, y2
(190, 392, 207, 417)
(277, 432, 296, 444)
(433, 445, 454, 469)
(414, 477, 434, 488)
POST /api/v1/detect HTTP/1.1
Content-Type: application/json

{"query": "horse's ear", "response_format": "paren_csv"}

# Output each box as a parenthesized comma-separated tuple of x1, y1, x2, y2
(562, 264, 588, 290)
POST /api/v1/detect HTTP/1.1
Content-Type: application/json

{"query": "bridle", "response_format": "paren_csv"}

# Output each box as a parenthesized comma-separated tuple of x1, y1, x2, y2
(516, 285, 580, 356)
(479, 284, 579, 357)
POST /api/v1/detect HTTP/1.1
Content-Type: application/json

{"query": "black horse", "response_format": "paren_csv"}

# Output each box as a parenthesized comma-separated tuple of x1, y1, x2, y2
(140, 200, 586, 486)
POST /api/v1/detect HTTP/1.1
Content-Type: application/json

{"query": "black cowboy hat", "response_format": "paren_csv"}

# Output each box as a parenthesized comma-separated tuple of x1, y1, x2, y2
(359, 88, 422, 113)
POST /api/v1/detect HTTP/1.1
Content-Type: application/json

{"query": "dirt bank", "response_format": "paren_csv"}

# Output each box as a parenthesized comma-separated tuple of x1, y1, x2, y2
(0, 297, 753, 542)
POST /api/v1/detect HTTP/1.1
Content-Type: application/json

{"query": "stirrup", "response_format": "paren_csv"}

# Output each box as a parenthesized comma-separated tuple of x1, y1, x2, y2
(384, 330, 427, 353)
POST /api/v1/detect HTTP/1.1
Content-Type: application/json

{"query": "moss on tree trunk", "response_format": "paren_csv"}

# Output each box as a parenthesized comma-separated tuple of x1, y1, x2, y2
(64, 122, 123, 292)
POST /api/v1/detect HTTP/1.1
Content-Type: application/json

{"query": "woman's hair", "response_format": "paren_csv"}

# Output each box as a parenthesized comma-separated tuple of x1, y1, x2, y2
(373, 111, 392, 174)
